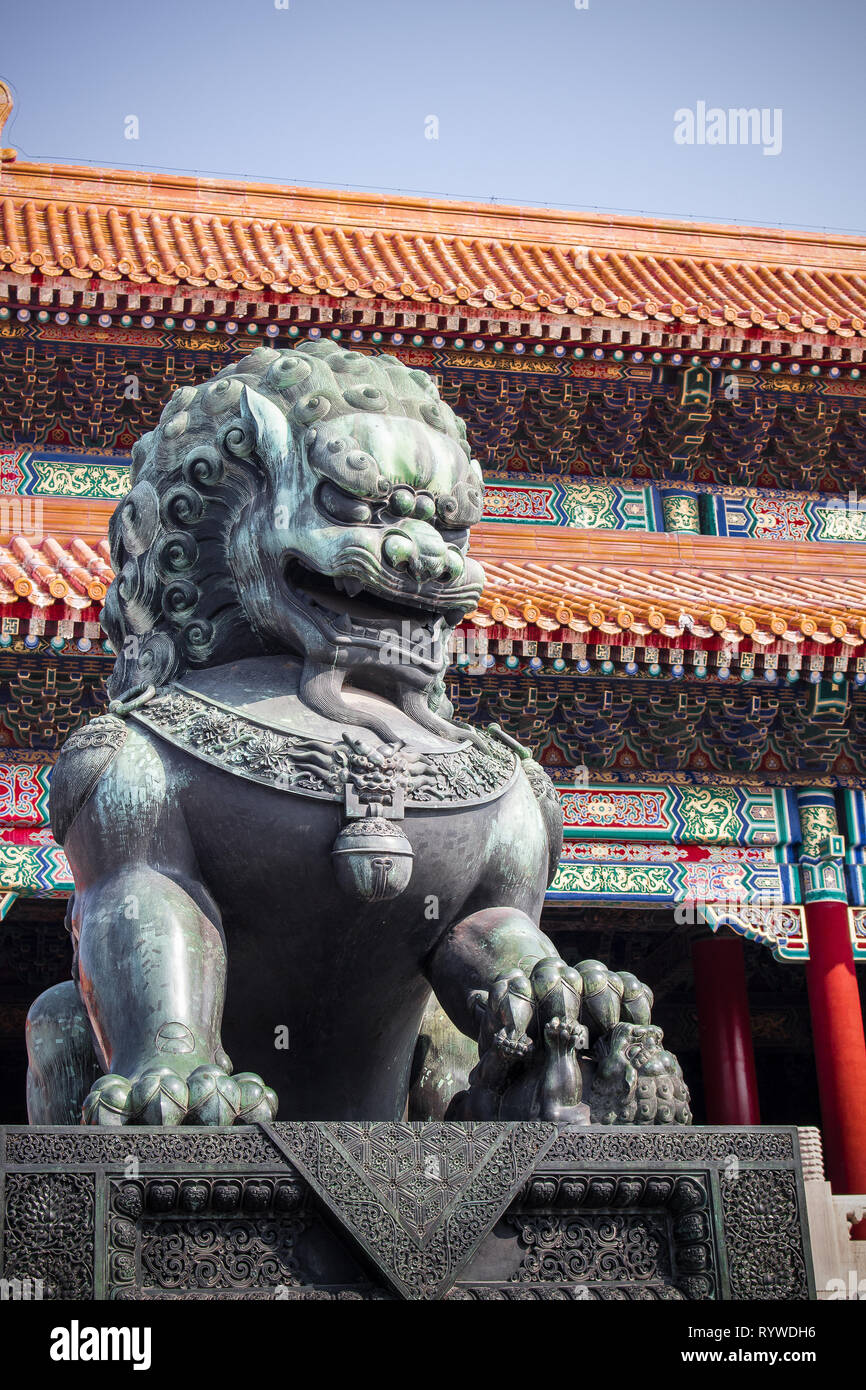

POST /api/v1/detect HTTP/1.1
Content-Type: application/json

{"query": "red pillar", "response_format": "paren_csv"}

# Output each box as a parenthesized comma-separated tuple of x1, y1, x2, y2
(804, 900, 866, 1212)
(691, 935, 760, 1125)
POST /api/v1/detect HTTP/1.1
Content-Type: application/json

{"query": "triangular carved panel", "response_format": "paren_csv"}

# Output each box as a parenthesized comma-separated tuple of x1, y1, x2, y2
(267, 1121, 557, 1300)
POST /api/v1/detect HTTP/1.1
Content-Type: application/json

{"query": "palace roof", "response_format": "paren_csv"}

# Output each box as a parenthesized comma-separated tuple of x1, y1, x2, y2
(4, 531, 863, 655)
(1, 91, 865, 337)
(475, 540, 866, 646)
(0, 535, 110, 609)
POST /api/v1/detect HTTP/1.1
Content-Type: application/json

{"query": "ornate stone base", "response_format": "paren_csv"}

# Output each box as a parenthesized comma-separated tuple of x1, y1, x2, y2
(0, 1123, 814, 1301)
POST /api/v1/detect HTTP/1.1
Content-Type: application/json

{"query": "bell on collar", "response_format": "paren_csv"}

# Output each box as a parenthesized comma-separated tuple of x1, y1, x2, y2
(331, 809, 414, 903)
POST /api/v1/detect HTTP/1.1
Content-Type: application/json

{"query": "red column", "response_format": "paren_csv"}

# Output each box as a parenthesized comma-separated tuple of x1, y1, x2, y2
(691, 935, 760, 1125)
(805, 900, 866, 1215)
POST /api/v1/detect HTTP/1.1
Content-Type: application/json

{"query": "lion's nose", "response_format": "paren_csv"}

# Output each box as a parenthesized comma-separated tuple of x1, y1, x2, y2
(382, 521, 449, 582)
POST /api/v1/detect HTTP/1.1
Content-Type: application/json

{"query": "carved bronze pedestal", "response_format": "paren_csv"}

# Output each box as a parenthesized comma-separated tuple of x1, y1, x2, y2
(0, 1123, 814, 1301)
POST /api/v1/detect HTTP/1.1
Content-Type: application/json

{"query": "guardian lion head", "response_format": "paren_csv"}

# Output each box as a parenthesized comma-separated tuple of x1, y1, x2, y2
(103, 344, 486, 742)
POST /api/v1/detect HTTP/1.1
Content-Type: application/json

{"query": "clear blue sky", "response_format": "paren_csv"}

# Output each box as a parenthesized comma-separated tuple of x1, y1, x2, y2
(3, 0, 864, 232)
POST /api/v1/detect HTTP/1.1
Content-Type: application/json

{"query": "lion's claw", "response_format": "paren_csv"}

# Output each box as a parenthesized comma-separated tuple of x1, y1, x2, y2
(494, 1027, 532, 1059)
(459, 959, 591, 1123)
(185, 1066, 241, 1125)
(544, 1015, 589, 1054)
(82, 1073, 133, 1127)
(129, 1066, 188, 1125)
(544, 1016, 574, 1049)
(82, 1062, 278, 1126)
(234, 1072, 280, 1124)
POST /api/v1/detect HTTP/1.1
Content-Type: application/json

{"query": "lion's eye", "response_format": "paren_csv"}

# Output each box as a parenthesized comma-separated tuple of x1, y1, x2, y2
(317, 481, 373, 525)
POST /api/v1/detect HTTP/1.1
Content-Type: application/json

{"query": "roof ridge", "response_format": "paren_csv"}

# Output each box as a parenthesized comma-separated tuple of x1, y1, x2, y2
(3, 157, 866, 265)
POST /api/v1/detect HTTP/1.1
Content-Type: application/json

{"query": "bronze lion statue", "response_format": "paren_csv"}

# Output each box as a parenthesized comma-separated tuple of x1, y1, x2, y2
(26, 344, 690, 1128)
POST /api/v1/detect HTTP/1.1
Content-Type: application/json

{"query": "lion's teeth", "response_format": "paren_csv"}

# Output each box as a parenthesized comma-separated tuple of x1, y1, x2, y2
(343, 578, 363, 598)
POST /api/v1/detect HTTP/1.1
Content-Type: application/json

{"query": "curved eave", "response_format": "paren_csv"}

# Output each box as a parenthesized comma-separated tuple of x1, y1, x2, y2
(2, 527, 865, 653)
(1, 154, 864, 336)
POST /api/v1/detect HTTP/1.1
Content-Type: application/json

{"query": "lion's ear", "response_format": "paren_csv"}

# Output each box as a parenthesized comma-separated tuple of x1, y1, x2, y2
(240, 385, 290, 469)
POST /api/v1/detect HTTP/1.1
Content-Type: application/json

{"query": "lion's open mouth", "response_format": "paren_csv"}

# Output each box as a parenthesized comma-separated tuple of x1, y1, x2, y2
(284, 557, 468, 634)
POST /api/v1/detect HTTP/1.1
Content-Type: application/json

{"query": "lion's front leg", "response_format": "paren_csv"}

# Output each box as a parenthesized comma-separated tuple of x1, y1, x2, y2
(426, 907, 588, 1123)
(76, 866, 277, 1126)
(425, 909, 691, 1126)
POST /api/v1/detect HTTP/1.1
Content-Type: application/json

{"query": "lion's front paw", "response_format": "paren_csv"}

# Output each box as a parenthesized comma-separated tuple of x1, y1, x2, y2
(460, 958, 589, 1122)
(470, 975, 534, 1061)
(82, 1062, 278, 1127)
(82, 1073, 135, 1127)
(492, 1025, 533, 1061)
(543, 1015, 581, 1056)
(185, 1065, 278, 1125)
(471, 958, 584, 1060)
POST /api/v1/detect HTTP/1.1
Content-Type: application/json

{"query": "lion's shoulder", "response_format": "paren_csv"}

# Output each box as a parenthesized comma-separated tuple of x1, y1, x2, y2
(521, 759, 564, 885)
(49, 714, 130, 845)
(484, 725, 563, 883)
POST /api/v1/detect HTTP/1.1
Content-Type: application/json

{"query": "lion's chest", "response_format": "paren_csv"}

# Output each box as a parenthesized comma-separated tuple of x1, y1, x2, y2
(178, 755, 545, 962)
